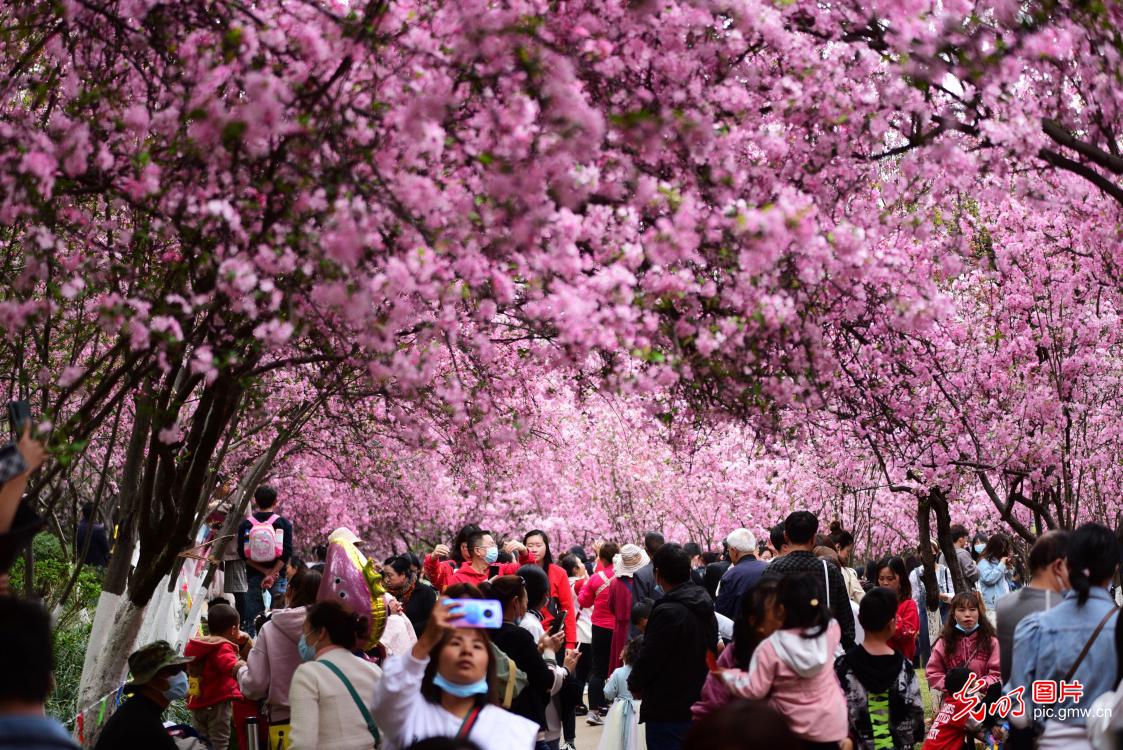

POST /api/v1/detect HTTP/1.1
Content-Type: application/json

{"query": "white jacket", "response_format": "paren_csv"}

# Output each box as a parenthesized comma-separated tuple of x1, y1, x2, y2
(370, 652, 538, 750)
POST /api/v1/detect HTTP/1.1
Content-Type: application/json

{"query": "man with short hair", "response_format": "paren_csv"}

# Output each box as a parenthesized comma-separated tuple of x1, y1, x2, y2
(682, 541, 705, 586)
(632, 530, 665, 608)
(835, 588, 925, 750)
(714, 528, 768, 619)
(94, 641, 192, 750)
(765, 511, 857, 649)
(939, 524, 979, 588)
(767, 522, 788, 561)
(628, 544, 718, 750)
(446, 531, 531, 586)
(236, 485, 294, 636)
(995, 530, 1070, 683)
(0, 597, 80, 749)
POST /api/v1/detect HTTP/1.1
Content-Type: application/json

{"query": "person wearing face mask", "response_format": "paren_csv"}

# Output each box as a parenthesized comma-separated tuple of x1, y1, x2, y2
(445, 531, 532, 588)
(288, 600, 383, 750)
(938, 525, 979, 589)
(925, 591, 1001, 704)
(371, 598, 539, 750)
(94, 641, 194, 750)
(994, 531, 1070, 684)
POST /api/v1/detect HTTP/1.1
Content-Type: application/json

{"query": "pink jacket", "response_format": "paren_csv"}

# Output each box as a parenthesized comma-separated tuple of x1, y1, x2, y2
(692, 643, 737, 720)
(721, 621, 848, 744)
(577, 565, 616, 630)
(237, 605, 306, 721)
(926, 631, 1001, 693)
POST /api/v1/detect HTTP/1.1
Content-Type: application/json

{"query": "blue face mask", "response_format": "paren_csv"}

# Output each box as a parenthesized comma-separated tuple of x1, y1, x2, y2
(974, 543, 986, 554)
(484, 546, 499, 564)
(433, 673, 489, 698)
(162, 671, 189, 701)
(298, 634, 318, 662)
(955, 622, 980, 635)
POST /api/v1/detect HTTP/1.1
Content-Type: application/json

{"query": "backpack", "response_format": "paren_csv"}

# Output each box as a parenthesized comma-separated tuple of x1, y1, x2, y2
(245, 514, 282, 563)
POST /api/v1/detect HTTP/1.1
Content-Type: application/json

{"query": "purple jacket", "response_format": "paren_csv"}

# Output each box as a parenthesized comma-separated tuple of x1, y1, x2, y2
(692, 643, 737, 720)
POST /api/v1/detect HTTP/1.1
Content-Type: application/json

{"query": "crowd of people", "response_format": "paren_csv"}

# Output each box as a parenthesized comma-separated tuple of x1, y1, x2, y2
(4, 464, 1123, 750)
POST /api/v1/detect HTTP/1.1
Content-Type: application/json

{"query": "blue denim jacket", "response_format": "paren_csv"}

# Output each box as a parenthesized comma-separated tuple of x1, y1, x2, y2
(977, 558, 1011, 610)
(1006, 587, 1119, 727)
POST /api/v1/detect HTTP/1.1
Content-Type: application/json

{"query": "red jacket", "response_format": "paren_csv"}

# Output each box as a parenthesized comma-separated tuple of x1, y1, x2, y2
(538, 563, 578, 649)
(185, 636, 243, 709)
(889, 598, 920, 661)
(424, 549, 535, 591)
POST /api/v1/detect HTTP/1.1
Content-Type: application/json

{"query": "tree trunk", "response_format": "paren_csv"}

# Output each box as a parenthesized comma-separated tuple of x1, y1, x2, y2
(76, 592, 145, 746)
(931, 487, 968, 593)
(917, 493, 940, 611)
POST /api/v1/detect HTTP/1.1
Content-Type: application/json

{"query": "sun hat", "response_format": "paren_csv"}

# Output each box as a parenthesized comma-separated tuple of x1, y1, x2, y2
(614, 544, 650, 578)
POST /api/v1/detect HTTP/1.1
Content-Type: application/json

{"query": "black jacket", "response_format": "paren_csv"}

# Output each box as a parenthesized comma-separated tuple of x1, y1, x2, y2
(627, 581, 718, 722)
(94, 694, 176, 750)
(489, 622, 555, 729)
(401, 583, 437, 638)
(765, 550, 857, 649)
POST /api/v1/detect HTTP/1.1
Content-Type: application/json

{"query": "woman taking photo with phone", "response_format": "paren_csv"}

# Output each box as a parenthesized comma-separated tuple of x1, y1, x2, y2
(481, 576, 580, 749)
(371, 599, 539, 750)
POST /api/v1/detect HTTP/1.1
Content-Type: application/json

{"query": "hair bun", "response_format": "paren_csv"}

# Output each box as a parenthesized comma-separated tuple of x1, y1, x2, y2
(829, 520, 842, 533)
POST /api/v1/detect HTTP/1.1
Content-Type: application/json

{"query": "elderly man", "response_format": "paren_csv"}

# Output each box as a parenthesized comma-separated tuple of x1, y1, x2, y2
(713, 528, 768, 619)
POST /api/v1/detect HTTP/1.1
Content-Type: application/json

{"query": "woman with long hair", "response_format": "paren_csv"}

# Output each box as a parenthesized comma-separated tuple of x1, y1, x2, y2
(976, 533, 1013, 615)
(925, 591, 1000, 699)
(1009, 523, 1120, 749)
(875, 556, 920, 661)
(828, 522, 865, 604)
(371, 599, 539, 750)
(523, 530, 578, 651)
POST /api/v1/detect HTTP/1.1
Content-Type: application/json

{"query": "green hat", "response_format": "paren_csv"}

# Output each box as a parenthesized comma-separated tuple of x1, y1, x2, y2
(125, 641, 192, 688)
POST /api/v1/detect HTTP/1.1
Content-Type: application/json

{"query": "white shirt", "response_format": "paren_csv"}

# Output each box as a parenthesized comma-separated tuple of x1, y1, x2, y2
(289, 648, 382, 750)
(371, 652, 539, 750)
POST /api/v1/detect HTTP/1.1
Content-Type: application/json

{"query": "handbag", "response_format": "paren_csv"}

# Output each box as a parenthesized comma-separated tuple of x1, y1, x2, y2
(320, 660, 381, 745)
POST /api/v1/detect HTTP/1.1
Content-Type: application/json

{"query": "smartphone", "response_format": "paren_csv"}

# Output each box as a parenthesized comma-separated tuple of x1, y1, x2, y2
(8, 400, 30, 437)
(447, 598, 503, 629)
(548, 610, 567, 636)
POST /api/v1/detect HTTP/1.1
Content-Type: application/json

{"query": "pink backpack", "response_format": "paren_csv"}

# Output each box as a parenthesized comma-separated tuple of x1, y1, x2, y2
(245, 514, 282, 563)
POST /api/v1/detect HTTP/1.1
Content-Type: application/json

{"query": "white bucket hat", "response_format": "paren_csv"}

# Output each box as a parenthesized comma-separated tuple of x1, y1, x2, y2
(614, 544, 650, 578)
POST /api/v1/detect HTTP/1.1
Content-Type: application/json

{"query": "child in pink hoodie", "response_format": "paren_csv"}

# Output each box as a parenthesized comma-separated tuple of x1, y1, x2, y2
(717, 572, 848, 748)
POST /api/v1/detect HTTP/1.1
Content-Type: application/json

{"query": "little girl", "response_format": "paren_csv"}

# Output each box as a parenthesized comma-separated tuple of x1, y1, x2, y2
(926, 591, 1001, 702)
(717, 573, 848, 750)
(597, 637, 645, 750)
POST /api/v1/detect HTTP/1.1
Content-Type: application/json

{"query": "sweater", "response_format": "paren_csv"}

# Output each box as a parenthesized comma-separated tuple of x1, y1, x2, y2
(578, 565, 617, 630)
(722, 621, 849, 743)
(423, 550, 534, 591)
(370, 652, 539, 750)
(925, 631, 1000, 694)
(185, 635, 244, 710)
(288, 648, 383, 750)
(835, 645, 925, 750)
(238, 605, 306, 721)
